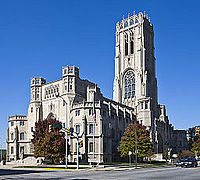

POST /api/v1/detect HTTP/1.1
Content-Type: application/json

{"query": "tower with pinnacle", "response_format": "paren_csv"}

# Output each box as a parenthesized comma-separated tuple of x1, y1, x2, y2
(113, 11, 159, 146)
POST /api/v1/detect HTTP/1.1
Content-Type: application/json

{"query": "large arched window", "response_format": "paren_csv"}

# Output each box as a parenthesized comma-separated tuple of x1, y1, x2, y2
(124, 70, 135, 99)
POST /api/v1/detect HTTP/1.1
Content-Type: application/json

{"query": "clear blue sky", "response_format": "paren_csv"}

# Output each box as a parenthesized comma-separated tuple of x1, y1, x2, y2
(0, 0, 200, 148)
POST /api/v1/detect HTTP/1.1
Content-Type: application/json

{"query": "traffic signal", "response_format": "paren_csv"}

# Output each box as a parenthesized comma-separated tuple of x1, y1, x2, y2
(70, 128, 74, 136)
(67, 128, 70, 135)
(195, 127, 200, 136)
(79, 139, 83, 148)
(49, 124, 52, 133)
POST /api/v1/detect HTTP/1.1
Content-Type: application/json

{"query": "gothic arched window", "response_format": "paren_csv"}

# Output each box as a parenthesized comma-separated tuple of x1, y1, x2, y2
(124, 21, 128, 28)
(130, 31, 134, 54)
(124, 70, 135, 99)
(124, 34, 128, 56)
(130, 19, 133, 25)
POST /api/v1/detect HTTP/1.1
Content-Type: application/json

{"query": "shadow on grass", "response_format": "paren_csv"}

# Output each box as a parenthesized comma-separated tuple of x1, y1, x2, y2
(0, 169, 47, 176)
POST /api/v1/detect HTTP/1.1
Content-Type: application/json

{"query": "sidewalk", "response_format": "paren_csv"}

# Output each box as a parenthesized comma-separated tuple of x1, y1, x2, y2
(0, 163, 173, 172)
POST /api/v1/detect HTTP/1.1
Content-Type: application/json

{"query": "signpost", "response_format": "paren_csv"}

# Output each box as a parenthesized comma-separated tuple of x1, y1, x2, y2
(52, 123, 62, 129)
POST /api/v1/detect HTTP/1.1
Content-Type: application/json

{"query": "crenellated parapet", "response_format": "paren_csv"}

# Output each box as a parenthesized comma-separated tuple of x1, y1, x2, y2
(31, 77, 46, 87)
(116, 11, 152, 32)
(8, 115, 27, 122)
(62, 66, 79, 78)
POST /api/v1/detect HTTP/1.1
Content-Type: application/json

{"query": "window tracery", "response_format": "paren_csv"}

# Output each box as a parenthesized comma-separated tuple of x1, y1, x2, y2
(45, 84, 59, 99)
(124, 70, 135, 99)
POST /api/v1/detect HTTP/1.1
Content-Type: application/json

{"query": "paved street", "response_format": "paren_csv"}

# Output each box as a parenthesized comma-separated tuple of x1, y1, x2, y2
(1, 166, 200, 180)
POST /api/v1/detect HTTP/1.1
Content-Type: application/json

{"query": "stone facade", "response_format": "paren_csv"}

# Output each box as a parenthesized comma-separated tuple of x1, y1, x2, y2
(7, 11, 187, 163)
(7, 66, 136, 163)
(7, 115, 31, 161)
(112, 12, 187, 154)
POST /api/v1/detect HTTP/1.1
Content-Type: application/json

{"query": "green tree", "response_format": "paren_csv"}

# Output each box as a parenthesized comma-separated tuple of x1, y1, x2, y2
(162, 149, 170, 162)
(192, 139, 200, 156)
(147, 149, 155, 163)
(31, 118, 67, 164)
(187, 127, 199, 150)
(117, 123, 153, 160)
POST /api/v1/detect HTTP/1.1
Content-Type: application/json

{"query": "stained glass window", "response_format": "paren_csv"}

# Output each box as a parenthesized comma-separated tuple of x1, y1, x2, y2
(124, 70, 135, 99)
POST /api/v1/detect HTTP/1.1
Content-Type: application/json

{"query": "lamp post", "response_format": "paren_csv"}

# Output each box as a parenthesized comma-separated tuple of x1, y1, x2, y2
(56, 94, 68, 169)
(92, 91, 95, 161)
(135, 104, 139, 168)
(135, 120, 138, 168)
(73, 131, 82, 170)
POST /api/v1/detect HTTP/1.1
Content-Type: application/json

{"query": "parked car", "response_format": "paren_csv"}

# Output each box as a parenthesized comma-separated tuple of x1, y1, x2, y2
(176, 159, 184, 167)
(180, 158, 198, 168)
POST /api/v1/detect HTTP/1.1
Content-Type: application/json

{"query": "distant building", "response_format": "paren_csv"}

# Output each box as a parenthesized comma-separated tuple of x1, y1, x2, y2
(7, 11, 187, 163)
(171, 130, 188, 153)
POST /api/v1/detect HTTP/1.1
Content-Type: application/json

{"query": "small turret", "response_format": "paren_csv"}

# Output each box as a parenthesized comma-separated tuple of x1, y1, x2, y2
(62, 66, 79, 94)
(62, 66, 79, 78)
(31, 77, 46, 87)
(30, 77, 45, 102)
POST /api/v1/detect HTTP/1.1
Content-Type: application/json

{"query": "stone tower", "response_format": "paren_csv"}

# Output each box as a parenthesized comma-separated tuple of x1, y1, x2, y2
(113, 11, 159, 143)
(27, 77, 46, 140)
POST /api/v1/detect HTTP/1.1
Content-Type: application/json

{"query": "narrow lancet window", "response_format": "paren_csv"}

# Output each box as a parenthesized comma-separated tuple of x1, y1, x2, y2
(130, 31, 134, 54)
(130, 40, 134, 54)
(125, 34, 128, 56)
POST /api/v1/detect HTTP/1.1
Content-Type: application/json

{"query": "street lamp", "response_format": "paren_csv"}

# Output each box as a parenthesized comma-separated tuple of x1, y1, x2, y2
(135, 117, 138, 168)
(56, 94, 68, 169)
(134, 104, 139, 168)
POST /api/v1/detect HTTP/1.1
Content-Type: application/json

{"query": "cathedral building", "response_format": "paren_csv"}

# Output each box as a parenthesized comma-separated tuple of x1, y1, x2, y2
(6, 12, 187, 163)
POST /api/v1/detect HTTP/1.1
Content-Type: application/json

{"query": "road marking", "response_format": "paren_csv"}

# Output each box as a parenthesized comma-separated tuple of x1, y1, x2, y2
(191, 167, 200, 170)
(44, 168, 79, 171)
(125, 167, 180, 173)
